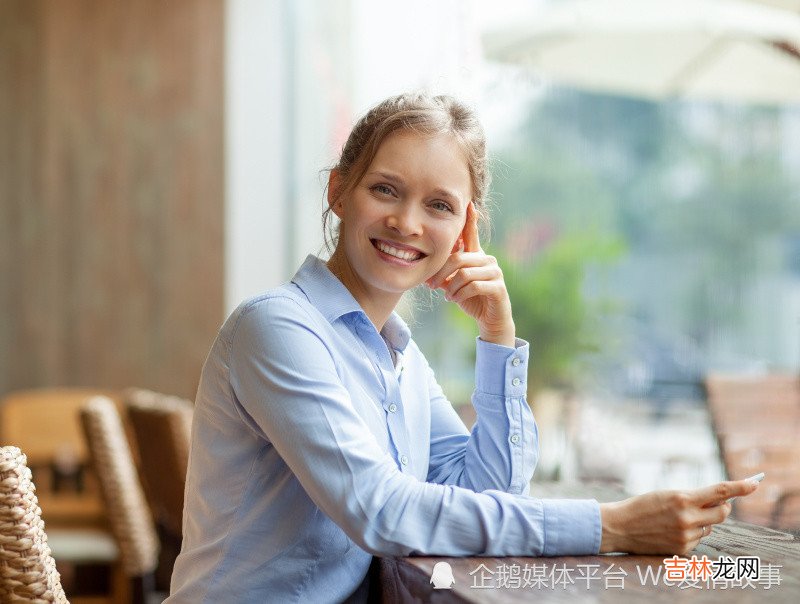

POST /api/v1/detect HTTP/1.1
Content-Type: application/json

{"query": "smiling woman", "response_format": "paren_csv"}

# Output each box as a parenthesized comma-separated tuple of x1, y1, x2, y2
(165, 93, 760, 604)
(326, 130, 484, 332)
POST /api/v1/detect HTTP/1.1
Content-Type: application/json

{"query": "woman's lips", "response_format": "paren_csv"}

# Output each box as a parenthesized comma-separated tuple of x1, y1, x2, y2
(373, 238, 427, 255)
(371, 239, 426, 262)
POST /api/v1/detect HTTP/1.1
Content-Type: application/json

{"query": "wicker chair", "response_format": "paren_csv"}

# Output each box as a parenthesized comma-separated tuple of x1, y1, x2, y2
(124, 389, 192, 539)
(79, 397, 159, 604)
(0, 446, 68, 603)
(125, 389, 192, 591)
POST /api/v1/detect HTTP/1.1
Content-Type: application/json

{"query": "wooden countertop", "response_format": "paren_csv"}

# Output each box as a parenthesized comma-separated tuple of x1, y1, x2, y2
(378, 482, 800, 602)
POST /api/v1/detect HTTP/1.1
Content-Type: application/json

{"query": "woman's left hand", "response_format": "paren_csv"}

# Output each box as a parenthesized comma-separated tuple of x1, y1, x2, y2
(426, 203, 516, 347)
(599, 479, 758, 555)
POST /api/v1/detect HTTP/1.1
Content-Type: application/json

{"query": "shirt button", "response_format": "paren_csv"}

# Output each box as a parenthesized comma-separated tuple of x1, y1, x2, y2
(512, 357, 521, 367)
(512, 377, 521, 387)
(400, 455, 409, 465)
(510, 434, 521, 444)
(388, 403, 398, 413)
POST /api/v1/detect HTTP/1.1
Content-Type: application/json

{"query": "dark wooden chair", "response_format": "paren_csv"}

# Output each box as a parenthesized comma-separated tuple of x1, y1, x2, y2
(705, 373, 800, 531)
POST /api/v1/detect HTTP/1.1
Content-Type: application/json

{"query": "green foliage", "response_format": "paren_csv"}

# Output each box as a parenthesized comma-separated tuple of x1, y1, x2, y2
(503, 234, 624, 390)
(447, 233, 624, 392)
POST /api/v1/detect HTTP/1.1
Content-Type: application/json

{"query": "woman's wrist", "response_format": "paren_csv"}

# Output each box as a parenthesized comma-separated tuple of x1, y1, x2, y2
(599, 501, 627, 554)
(478, 324, 516, 348)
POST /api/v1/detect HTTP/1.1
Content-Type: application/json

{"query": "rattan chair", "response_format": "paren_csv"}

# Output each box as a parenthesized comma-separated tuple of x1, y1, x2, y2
(125, 389, 192, 591)
(0, 446, 68, 603)
(124, 389, 192, 539)
(79, 397, 159, 604)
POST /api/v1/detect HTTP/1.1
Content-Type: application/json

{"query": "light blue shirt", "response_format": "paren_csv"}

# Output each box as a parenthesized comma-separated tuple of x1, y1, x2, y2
(167, 255, 601, 603)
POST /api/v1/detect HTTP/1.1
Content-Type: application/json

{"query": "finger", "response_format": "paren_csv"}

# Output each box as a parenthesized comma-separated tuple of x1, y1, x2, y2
(695, 525, 707, 545)
(462, 202, 481, 253)
(676, 529, 702, 556)
(692, 480, 758, 507)
(427, 252, 492, 289)
(694, 526, 705, 544)
(450, 279, 506, 305)
(443, 265, 502, 298)
(694, 501, 732, 527)
(681, 523, 711, 554)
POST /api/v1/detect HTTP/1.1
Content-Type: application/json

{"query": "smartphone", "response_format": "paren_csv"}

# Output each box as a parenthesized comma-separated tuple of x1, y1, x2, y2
(728, 471, 765, 502)
(745, 471, 766, 483)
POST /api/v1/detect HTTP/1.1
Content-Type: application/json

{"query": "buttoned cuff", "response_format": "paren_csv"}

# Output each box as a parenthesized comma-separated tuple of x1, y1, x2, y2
(474, 337, 529, 397)
(541, 499, 602, 556)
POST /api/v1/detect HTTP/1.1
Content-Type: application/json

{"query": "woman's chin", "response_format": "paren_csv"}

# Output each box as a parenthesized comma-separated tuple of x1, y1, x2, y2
(363, 272, 423, 297)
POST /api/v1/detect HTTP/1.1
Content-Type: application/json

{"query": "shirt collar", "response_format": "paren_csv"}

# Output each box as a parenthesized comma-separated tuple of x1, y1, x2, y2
(291, 255, 411, 352)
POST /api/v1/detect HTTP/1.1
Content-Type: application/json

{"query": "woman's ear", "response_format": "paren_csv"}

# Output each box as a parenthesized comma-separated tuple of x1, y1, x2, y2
(328, 170, 344, 218)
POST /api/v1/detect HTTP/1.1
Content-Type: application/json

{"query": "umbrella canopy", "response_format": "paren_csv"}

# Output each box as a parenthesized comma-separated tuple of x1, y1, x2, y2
(482, 0, 800, 105)
(753, 1, 800, 11)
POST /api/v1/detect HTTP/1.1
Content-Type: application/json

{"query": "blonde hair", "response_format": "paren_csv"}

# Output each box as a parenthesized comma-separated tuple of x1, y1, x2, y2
(323, 92, 491, 252)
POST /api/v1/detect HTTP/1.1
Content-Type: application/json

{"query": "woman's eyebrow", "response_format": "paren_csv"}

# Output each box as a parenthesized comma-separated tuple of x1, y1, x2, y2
(367, 170, 465, 205)
(367, 170, 405, 186)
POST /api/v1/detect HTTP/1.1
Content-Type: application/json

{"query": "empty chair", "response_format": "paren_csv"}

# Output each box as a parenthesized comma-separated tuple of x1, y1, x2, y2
(0, 388, 117, 528)
(125, 390, 192, 591)
(704, 373, 800, 530)
(705, 373, 800, 438)
(80, 397, 159, 604)
(772, 489, 800, 536)
(0, 445, 68, 603)
(124, 389, 192, 539)
(0, 389, 119, 600)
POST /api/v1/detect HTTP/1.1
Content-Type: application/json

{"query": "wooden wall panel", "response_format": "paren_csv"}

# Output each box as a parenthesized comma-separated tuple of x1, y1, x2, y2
(1, 1, 49, 390)
(1, 0, 224, 399)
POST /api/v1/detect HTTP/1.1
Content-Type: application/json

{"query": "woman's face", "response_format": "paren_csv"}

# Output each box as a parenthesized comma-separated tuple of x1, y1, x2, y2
(330, 129, 472, 301)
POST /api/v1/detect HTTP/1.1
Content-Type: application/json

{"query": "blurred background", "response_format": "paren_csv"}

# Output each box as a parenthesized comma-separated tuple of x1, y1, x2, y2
(2, 0, 800, 599)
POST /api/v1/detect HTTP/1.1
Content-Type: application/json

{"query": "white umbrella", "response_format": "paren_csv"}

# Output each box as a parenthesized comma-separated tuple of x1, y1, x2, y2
(751, 1, 800, 12)
(482, 0, 800, 105)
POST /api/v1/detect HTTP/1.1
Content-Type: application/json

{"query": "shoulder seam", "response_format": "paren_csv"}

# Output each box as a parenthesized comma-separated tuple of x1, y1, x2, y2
(229, 293, 316, 351)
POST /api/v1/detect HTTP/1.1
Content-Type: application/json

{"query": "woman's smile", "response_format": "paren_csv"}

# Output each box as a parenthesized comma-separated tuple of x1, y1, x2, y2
(371, 238, 427, 264)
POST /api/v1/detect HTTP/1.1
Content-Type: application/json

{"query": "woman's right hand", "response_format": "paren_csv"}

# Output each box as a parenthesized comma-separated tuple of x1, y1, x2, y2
(599, 479, 759, 555)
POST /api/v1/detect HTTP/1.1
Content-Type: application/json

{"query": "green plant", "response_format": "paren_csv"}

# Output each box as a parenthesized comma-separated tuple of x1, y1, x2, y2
(450, 232, 624, 392)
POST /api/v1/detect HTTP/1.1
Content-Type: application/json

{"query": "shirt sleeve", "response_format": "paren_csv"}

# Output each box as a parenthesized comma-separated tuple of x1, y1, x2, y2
(228, 296, 601, 557)
(425, 337, 538, 495)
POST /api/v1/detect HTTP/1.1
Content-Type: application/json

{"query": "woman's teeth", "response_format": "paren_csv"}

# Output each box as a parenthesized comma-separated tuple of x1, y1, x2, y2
(375, 240, 422, 262)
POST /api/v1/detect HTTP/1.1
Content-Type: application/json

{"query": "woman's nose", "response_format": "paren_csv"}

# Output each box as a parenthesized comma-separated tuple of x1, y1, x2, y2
(386, 203, 423, 236)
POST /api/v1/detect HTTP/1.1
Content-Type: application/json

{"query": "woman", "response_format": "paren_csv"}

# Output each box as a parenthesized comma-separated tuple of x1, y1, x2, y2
(167, 93, 758, 603)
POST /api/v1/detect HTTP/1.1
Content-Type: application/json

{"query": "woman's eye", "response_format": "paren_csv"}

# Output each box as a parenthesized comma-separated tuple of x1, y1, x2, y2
(431, 201, 454, 213)
(373, 184, 394, 196)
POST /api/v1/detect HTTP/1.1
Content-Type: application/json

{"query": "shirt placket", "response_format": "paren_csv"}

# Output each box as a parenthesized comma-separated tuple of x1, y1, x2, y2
(351, 315, 412, 475)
